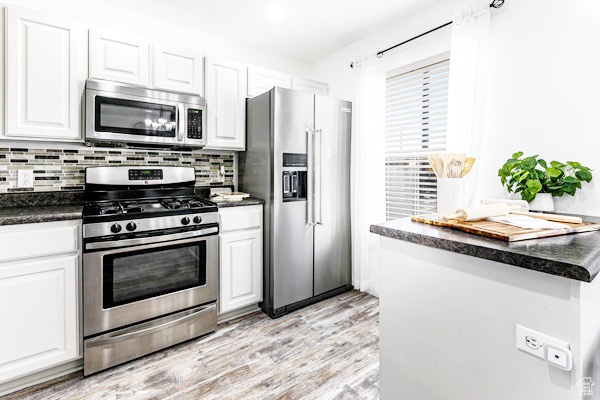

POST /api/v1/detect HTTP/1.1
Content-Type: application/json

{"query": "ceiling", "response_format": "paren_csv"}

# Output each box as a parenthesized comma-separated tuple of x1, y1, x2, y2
(94, 0, 443, 63)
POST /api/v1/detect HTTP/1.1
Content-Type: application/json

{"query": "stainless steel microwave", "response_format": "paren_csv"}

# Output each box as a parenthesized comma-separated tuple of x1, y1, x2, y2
(85, 79, 206, 149)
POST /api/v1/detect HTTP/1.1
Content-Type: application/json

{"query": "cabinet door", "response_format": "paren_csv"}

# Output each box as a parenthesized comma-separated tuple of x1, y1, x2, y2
(154, 45, 204, 95)
(247, 66, 292, 97)
(292, 77, 329, 96)
(219, 229, 262, 314)
(5, 7, 82, 141)
(204, 58, 247, 150)
(0, 255, 78, 383)
(89, 29, 149, 86)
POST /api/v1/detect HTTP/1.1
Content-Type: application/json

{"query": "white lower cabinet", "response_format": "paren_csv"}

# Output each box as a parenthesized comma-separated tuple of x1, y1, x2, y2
(218, 205, 263, 314)
(0, 221, 80, 385)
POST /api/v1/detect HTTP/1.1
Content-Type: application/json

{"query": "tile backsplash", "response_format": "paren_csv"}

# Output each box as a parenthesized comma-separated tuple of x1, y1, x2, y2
(0, 147, 234, 193)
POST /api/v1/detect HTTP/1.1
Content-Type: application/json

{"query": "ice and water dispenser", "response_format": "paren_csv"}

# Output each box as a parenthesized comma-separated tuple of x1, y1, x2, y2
(282, 153, 307, 201)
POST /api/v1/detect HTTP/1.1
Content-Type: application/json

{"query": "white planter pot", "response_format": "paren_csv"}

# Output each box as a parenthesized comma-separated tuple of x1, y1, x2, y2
(528, 193, 554, 212)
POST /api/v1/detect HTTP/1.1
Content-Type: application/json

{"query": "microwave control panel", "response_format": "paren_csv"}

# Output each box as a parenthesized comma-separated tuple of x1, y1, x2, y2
(187, 109, 203, 139)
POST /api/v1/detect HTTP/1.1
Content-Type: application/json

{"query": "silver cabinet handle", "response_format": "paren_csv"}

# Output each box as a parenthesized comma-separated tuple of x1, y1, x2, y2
(315, 128, 323, 225)
(306, 127, 315, 226)
(86, 304, 216, 346)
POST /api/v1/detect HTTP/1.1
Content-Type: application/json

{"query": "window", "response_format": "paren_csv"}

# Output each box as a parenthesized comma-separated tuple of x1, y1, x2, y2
(384, 54, 450, 220)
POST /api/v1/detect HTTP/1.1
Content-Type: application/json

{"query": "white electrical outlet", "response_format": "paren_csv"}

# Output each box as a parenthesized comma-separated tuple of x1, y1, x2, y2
(516, 325, 572, 371)
(17, 169, 33, 188)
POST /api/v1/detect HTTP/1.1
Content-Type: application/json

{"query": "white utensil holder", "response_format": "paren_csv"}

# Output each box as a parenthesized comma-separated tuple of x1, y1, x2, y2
(437, 178, 465, 217)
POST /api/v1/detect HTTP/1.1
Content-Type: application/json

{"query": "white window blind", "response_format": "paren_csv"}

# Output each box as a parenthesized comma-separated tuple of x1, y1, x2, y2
(385, 56, 449, 220)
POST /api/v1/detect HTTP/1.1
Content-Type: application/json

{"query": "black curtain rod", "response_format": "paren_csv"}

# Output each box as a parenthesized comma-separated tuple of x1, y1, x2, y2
(350, 0, 505, 68)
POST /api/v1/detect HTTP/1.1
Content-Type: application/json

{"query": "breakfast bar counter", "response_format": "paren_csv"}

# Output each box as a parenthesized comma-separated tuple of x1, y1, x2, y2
(371, 217, 600, 400)
(370, 216, 600, 282)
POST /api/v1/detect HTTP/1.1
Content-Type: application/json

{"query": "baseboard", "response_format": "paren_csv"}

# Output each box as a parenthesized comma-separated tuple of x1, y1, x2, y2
(0, 359, 83, 397)
(217, 304, 261, 324)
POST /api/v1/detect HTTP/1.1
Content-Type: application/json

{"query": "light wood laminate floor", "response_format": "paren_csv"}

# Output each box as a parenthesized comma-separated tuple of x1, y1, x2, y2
(6, 291, 379, 400)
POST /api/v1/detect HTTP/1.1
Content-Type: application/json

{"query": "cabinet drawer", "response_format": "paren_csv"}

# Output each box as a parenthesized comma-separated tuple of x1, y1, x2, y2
(0, 221, 79, 263)
(219, 206, 262, 233)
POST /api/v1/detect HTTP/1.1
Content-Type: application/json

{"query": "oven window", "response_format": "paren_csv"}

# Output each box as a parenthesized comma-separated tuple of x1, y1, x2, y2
(103, 242, 206, 308)
(95, 96, 177, 138)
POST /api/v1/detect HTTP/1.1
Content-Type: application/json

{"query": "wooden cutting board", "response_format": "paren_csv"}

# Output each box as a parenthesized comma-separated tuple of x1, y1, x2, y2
(411, 215, 600, 242)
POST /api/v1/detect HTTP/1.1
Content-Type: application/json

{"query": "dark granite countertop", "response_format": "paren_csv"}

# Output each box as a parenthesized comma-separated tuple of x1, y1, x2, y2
(0, 191, 264, 226)
(370, 216, 600, 283)
(0, 205, 83, 226)
(0, 191, 84, 226)
(212, 197, 265, 208)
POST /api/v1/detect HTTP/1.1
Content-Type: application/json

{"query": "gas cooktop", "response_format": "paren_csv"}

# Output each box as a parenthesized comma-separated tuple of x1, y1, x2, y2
(83, 197, 217, 222)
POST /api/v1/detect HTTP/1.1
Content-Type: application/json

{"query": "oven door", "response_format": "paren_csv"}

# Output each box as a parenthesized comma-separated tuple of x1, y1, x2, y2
(86, 89, 184, 146)
(83, 234, 217, 337)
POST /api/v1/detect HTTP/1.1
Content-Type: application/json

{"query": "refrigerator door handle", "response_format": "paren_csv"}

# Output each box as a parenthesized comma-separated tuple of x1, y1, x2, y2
(306, 127, 315, 226)
(314, 128, 323, 225)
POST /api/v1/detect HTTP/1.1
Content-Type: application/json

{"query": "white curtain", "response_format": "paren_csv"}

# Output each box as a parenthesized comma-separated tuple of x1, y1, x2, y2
(445, 0, 491, 206)
(350, 55, 386, 296)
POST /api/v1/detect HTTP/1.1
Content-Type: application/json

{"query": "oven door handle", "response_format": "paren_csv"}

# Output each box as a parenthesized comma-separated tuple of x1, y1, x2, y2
(85, 304, 216, 347)
(85, 227, 218, 251)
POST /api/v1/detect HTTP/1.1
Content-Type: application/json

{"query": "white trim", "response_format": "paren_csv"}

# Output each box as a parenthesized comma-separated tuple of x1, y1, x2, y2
(387, 51, 450, 79)
(0, 360, 82, 397)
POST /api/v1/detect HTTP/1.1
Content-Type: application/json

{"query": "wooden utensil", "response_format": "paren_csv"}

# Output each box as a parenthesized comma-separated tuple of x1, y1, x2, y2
(440, 153, 467, 178)
(427, 154, 443, 178)
(461, 157, 476, 177)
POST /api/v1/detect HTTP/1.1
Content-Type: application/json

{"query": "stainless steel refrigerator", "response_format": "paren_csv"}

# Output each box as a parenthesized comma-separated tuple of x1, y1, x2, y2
(240, 87, 352, 318)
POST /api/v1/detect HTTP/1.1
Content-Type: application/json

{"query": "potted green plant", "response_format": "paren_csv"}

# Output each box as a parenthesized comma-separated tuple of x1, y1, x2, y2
(498, 152, 593, 211)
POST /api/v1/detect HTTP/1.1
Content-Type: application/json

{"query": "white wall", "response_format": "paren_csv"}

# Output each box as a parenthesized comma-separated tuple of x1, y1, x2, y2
(379, 236, 575, 399)
(478, 0, 600, 216)
(311, 0, 463, 102)
(1, 0, 310, 78)
(312, 0, 600, 216)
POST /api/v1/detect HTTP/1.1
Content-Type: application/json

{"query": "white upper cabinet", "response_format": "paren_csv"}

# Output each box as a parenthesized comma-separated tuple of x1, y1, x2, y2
(89, 29, 149, 87)
(204, 57, 247, 151)
(153, 45, 204, 95)
(5, 7, 83, 141)
(292, 77, 329, 96)
(247, 66, 292, 97)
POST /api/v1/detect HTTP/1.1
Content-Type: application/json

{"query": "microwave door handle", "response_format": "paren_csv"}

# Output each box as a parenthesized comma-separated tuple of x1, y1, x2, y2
(177, 104, 185, 143)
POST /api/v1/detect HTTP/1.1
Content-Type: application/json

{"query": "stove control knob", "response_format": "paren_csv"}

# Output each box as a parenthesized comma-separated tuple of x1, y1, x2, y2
(193, 216, 203, 224)
(126, 222, 137, 231)
(181, 217, 191, 225)
(110, 223, 122, 233)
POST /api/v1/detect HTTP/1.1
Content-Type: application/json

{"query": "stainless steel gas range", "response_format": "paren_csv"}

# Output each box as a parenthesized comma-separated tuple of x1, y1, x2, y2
(81, 166, 218, 375)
